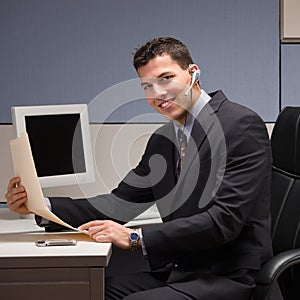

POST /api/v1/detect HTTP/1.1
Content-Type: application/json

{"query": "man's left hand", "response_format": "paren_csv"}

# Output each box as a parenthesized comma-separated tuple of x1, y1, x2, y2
(79, 220, 133, 250)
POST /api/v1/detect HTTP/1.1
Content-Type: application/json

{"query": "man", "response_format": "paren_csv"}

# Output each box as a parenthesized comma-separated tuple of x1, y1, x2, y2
(6, 37, 280, 300)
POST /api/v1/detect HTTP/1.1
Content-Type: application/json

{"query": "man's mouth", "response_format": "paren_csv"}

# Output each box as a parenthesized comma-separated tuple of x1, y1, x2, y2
(159, 98, 175, 110)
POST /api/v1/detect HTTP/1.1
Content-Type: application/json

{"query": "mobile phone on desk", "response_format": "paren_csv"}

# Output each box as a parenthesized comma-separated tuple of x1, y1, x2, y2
(35, 239, 77, 247)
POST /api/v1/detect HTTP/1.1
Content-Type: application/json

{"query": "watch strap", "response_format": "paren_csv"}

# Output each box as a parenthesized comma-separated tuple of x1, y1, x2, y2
(129, 228, 140, 251)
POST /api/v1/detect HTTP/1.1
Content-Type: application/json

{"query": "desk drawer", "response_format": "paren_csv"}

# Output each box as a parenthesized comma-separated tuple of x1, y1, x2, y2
(0, 267, 104, 300)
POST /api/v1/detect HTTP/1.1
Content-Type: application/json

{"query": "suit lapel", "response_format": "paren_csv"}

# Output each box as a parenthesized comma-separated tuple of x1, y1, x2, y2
(178, 90, 227, 184)
(155, 122, 178, 187)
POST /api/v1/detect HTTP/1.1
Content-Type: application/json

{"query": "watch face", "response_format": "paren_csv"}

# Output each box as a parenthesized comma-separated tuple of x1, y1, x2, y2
(130, 232, 139, 241)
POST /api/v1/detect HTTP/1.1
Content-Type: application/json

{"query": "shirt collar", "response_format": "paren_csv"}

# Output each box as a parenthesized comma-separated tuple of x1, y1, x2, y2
(174, 89, 211, 142)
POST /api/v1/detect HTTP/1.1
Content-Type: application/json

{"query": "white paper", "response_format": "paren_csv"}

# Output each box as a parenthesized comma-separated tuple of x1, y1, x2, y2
(10, 132, 86, 233)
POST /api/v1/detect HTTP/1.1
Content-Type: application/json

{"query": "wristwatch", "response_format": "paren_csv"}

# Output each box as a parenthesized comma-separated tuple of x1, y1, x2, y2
(129, 228, 140, 251)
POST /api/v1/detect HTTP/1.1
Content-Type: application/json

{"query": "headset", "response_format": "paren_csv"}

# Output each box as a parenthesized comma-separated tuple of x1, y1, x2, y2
(184, 69, 201, 96)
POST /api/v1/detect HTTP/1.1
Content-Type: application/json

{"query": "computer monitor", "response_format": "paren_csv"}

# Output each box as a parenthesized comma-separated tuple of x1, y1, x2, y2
(11, 104, 95, 188)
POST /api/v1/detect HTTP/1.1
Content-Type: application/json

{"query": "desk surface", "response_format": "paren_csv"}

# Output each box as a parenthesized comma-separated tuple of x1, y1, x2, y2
(0, 219, 111, 266)
(0, 219, 111, 300)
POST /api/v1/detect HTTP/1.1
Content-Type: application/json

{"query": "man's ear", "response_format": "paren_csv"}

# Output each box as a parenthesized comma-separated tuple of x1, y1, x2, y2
(188, 64, 200, 75)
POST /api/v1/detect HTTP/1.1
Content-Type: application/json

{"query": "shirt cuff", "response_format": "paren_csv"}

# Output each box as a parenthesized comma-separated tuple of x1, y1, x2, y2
(35, 197, 51, 226)
(139, 228, 148, 256)
(44, 197, 51, 210)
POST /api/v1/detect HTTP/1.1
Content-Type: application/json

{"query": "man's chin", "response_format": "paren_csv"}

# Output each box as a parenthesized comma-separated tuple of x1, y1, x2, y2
(162, 114, 185, 125)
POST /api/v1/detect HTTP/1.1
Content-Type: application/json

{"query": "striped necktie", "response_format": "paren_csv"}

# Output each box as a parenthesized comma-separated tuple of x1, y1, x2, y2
(175, 128, 187, 179)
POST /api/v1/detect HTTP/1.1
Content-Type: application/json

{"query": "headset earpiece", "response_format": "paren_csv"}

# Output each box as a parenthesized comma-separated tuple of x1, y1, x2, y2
(184, 69, 201, 96)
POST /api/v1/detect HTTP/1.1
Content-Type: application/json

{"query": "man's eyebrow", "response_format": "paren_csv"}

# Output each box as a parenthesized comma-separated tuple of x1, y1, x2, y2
(158, 71, 172, 78)
(140, 81, 150, 87)
(140, 71, 173, 87)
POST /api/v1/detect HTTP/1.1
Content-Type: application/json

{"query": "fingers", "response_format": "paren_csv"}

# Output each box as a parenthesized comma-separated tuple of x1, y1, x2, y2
(7, 177, 21, 190)
(79, 221, 106, 241)
(6, 185, 26, 201)
(79, 220, 113, 241)
(79, 220, 105, 231)
(5, 177, 30, 214)
(8, 196, 26, 212)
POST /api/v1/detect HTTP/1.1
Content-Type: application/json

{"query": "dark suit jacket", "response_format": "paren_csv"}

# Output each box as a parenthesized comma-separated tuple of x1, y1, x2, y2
(46, 90, 280, 299)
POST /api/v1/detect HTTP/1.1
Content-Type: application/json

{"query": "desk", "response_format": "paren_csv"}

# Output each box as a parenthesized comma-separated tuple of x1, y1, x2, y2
(0, 219, 112, 300)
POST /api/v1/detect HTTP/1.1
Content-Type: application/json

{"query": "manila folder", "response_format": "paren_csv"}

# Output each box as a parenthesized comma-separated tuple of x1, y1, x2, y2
(10, 131, 85, 233)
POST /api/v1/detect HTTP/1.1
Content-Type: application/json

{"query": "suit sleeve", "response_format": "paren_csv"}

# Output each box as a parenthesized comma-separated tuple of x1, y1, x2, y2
(40, 135, 158, 231)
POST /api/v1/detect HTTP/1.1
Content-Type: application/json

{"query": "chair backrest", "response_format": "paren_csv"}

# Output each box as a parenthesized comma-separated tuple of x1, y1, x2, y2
(270, 107, 300, 300)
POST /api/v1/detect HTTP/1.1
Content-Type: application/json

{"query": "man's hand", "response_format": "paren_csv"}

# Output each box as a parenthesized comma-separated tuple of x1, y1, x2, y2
(5, 177, 31, 215)
(79, 220, 136, 250)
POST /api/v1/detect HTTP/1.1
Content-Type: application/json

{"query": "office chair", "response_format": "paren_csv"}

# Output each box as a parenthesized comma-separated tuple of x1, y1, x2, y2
(254, 107, 300, 300)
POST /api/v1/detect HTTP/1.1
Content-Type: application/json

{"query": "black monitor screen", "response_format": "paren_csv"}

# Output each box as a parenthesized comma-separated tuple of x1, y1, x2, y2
(25, 114, 86, 177)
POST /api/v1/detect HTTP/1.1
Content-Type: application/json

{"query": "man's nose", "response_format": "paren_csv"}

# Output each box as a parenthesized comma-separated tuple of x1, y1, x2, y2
(152, 84, 167, 100)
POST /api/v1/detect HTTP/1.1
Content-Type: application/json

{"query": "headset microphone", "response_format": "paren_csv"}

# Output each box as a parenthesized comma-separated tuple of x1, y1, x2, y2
(184, 69, 201, 96)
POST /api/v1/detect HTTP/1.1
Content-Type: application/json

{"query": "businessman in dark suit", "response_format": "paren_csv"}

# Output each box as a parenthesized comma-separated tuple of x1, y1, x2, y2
(6, 37, 282, 300)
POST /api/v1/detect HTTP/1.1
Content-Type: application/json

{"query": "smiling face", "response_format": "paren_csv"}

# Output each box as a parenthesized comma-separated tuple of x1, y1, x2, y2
(137, 54, 201, 125)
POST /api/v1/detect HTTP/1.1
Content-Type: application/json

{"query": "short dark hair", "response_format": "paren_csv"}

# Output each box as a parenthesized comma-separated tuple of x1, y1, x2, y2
(133, 37, 194, 71)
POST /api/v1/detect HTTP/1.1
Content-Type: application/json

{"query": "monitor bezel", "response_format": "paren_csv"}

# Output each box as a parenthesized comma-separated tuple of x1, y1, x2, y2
(11, 104, 95, 188)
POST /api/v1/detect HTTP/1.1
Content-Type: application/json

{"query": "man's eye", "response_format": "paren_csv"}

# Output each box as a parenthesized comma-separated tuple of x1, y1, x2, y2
(143, 84, 152, 91)
(160, 76, 173, 83)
